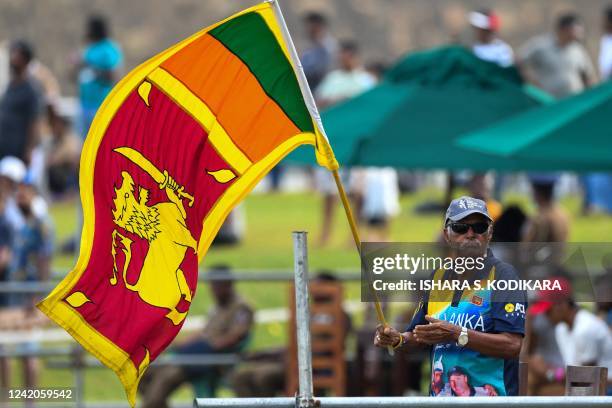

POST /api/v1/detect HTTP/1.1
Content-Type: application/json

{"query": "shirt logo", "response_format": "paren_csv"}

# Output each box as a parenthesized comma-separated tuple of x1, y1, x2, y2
(505, 302, 526, 318)
(471, 295, 483, 306)
(439, 312, 485, 331)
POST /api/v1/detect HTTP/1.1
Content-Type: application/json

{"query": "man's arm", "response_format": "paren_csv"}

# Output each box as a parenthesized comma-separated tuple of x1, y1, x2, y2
(580, 61, 597, 89)
(208, 306, 253, 351)
(23, 113, 40, 166)
(0, 247, 11, 270)
(375, 298, 429, 351)
(0, 223, 13, 271)
(374, 325, 426, 351)
(36, 219, 54, 282)
(412, 315, 522, 359)
(516, 39, 544, 89)
(453, 328, 522, 359)
(376, 319, 522, 358)
(36, 254, 51, 282)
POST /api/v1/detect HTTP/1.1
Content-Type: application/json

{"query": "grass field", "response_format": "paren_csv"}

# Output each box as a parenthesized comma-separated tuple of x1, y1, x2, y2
(7, 187, 611, 402)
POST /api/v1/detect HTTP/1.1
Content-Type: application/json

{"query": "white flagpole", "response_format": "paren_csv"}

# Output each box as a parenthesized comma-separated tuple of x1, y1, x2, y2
(266, 0, 330, 143)
(267, 0, 394, 356)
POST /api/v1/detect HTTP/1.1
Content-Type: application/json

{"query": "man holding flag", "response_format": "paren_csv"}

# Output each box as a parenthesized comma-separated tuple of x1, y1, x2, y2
(38, 1, 341, 405)
(375, 197, 526, 397)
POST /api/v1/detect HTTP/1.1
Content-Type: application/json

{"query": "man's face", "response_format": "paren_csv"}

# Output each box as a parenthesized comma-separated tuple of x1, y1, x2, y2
(9, 49, 27, 76)
(473, 27, 492, 43)
(559, 23, 584, 43)
(450, 373, 469, 394)
(16, 183, 35, 216)
(433, 370, 443, 383)
(211, 280, 233, 305)
(0, 176, 14, 196)
(50, 114, 68, 137)
(443, 213, 492, 257)
(339, 49, 357, 71)
(570, 24, 585, 41)
(469, 175, 489, 200)
(306, 21, 324, 41)
(546, 302, 568, 324)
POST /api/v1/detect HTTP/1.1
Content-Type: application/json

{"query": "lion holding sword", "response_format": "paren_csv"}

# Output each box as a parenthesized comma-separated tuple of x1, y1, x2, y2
(110, 147, 196, 325)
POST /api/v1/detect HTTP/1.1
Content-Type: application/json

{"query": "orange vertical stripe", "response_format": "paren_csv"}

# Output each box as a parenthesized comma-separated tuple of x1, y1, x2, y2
(161, 34, 301, 162)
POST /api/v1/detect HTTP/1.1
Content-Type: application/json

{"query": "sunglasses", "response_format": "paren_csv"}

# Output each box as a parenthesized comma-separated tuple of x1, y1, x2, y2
(448, 222, 490, 235)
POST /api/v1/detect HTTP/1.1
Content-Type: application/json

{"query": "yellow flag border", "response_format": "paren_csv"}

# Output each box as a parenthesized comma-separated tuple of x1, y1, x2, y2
(36, 2, 323, 405)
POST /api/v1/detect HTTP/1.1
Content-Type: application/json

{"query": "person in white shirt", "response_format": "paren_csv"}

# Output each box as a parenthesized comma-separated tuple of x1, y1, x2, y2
(519, 13, 596, 99)
(315, 40, 376, 109)
(533, 277, 612, 394)
(0, 156, 27, 231)
(360, 167, 400, 242)
(468, 9, 514, 67)
(554, 308, 612, 378)
(314, 40, 375, 246)
(600, 7, 612, 80)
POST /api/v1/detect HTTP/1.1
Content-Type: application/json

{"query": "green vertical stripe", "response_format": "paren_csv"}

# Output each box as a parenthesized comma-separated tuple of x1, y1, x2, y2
(209, 12, 314, 132)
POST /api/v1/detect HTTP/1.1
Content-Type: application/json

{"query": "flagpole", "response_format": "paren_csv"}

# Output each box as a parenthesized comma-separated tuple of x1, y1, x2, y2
(267, 0, 393, 355)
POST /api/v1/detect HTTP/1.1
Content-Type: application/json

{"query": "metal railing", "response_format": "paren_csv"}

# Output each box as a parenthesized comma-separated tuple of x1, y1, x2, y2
(194, 396, 612, 408)
(45, 352, 241, 369)
(0, 270, 362, 294)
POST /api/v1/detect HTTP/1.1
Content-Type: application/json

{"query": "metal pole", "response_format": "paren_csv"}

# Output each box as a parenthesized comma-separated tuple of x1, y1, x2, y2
(267, 0, 328, 142)
(73, 345, 84, 408)
(292, 232, 315, 408)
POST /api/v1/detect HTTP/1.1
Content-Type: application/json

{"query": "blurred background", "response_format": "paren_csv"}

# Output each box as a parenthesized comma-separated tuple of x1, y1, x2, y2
(0, 0, 611, 406)
(1, 0, 612, 92)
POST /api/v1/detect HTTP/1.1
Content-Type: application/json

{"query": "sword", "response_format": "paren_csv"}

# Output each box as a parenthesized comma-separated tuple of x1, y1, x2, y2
(113, 147, 194, 207)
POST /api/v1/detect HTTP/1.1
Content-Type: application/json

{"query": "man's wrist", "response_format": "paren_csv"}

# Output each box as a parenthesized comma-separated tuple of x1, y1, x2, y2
(393, 332, 405, 349)
(452, 325, 462, 342)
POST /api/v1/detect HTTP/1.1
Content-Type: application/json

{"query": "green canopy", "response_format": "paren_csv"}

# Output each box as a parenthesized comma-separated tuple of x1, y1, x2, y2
(456, 80, 612, 171)
(286, 46, 551, 170)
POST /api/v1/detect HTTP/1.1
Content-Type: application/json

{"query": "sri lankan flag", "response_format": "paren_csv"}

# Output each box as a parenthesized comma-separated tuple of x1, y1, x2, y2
(38, 2, 337, 405)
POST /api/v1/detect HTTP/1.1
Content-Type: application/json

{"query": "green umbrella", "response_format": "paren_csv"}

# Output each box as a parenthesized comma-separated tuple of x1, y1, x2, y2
(456, 80, 612, 171)
(286, 45, 550, 170)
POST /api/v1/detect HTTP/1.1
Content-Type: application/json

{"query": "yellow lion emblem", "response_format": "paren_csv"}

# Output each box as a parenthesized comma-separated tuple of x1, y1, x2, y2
(111, 147, 197, 325)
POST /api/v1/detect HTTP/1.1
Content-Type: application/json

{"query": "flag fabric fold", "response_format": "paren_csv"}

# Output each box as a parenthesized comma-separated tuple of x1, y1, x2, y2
(38, 2, 337, 405)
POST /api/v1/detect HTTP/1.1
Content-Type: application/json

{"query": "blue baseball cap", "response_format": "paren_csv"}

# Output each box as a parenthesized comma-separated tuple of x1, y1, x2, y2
(445, 196, 492, 224)
(448, 366, 468, 377)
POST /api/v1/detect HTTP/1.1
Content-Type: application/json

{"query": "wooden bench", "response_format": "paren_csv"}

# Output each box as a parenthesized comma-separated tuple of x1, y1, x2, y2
(286, 281, 346, 396)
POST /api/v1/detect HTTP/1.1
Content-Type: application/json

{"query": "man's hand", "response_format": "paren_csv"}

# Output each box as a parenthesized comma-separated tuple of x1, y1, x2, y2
(374, 324, 401, 348)
(413, 315, 461, 345)
(0, 247, 12, 269)
(208, 337, 228, 351)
